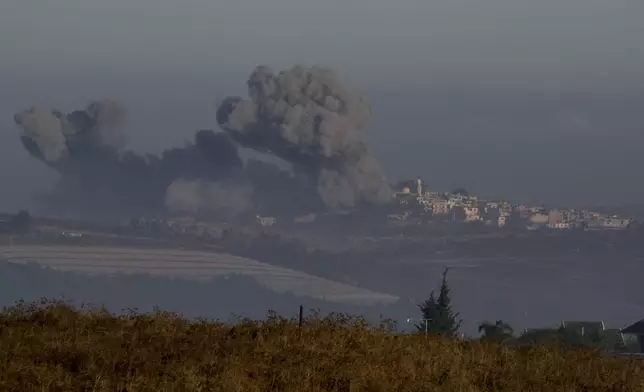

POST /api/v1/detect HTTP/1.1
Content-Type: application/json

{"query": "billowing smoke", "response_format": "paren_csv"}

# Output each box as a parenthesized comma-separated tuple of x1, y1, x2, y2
(216, 65, 391, 209)
(14, 100, 126, 165)
(13, 101, 248, 220)
(12, 65, 391, 219)
(165, 178, 254, 217)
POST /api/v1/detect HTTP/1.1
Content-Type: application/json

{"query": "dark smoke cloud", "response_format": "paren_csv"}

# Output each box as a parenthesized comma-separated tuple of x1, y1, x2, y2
(216, 65, 391, 209)
(242, 158, 322, 216)
(13, 101, 246, 220)
(12, 66, 390, 219)
(12, 100, 323, 220)
(14, 100, 126, 164)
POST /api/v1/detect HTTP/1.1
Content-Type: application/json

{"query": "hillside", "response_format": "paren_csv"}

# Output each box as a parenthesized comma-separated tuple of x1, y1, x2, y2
(0, 301, 642, 392)
(0, 245, 398, 306)
(0, 259, 409, 325)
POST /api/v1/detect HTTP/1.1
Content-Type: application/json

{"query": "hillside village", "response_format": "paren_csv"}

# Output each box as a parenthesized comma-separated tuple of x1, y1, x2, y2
(390, 178, 632, 231)
(174, 178, 634, 232)
(7, 177, 632, 236)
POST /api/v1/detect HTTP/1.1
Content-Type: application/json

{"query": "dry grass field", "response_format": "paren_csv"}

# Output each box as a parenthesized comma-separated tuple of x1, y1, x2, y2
(1, 300, 643, 392)
(0, 245, 398, 306)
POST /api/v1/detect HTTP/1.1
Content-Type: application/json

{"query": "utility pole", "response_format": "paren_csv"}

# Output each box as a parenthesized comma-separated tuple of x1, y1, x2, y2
(406, 318, 433, 337)
(298, 305, 304, 339)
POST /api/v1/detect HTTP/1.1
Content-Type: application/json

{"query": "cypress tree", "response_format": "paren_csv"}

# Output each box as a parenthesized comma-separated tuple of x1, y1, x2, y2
(417, 267, 461, 337)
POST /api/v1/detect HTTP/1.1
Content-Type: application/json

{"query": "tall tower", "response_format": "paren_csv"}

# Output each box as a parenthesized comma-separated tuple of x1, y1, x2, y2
(416, 177, 423, 195)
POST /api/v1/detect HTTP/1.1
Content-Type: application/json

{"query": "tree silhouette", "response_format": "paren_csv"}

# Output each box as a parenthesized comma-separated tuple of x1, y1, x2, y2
(417, 268, 461, 337)
(478, 320, 514, 342)
(9, 210, 32, 234)
(450, 188, 469, 197)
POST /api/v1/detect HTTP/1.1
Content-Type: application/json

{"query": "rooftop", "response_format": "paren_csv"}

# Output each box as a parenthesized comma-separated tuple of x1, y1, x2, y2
(621, 319, 644, 335)
(561, 321, 605, 335)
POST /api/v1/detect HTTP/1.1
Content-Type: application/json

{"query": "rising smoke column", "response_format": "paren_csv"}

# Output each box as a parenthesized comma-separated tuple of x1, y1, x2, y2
(216, 65, 392, 209)
(14, 99, 126, 165)
(13, 100, 249, 219)
(157, 130, 257, 217)
(12, 100, 151, 217)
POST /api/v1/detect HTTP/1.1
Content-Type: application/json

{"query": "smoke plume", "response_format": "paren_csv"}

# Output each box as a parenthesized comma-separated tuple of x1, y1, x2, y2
(14, 100, 126, 165)
(12, 65, 391, 219)
(216, 65, 391, 209)
(13, 101, 248, 219)
(165, 178, 254, 217)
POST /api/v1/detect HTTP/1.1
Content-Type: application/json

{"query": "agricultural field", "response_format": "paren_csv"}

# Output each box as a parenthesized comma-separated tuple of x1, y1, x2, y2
(0, 245, 399, 306)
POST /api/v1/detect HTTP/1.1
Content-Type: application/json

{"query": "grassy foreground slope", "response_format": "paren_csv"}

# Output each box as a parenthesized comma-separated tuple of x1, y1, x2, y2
(0, 301, 642, 392)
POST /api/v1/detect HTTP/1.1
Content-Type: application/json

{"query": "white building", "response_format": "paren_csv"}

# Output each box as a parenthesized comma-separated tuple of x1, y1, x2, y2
(432, 200, 451, 215)
(585, 217, 630, 230)
(256, 216, 277, 227)
(448, 194, 467, 208)
(603, 217, 630, 229)
(464, 206, 481, 221)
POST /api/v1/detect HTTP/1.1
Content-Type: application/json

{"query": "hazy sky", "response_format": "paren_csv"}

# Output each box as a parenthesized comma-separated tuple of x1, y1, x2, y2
(2, 0, 643, 88)
(1, 0, 643, 211)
